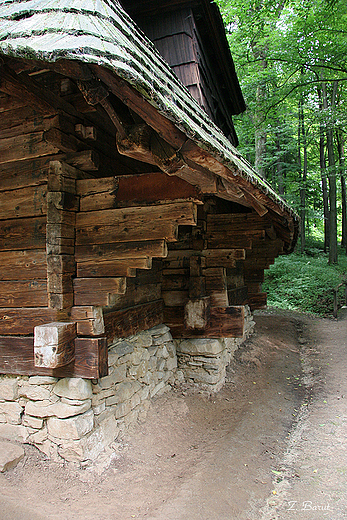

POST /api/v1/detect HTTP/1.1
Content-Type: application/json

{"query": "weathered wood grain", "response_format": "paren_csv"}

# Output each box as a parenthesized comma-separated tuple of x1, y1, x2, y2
(104, 300, 163, 344)
(0, 250, 46, 281)
(0, 335, 108, 378)
(0, 280, 47, 308)
(73, 277, 127, 306)
(75, 240, 168, 263)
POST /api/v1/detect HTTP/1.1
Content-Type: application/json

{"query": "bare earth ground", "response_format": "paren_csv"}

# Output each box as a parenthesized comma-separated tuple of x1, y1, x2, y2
(1, 309, 346, 520)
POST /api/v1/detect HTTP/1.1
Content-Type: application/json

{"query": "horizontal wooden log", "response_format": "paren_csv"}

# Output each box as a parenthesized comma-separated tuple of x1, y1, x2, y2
(110, 281, 161, 311)
(76, 220, 178, 245)
(0, 250, 46, 281)
(228, 286, 248, 305)
(34, 322, 76, 368)
(0, 335, 108, 379)
(104, 300, 163, 344)
(64, 149, 99, 171)
(0, 156, 51, 191)
(0, 280, 47, 308)
(77, 172, 202, 211)
(0, 216, 46, 251)
(0, 109, 58, 139)
(164, 305, 245, 338)
(76, 201, 197, 229)
(71, 306, 105, 336)
(0, 186, 47, 220)
(73, 277, 127, 306)
(0, 307, 67, 335)
(162, 290, 189, 307)
(0, 132, 59, 164)
(75, 239, 168, 263)
(44, 127, 86, 154)
(77, 257, 151, 278)
(163, 248, 245, 269)
(248, 293, 267, 310)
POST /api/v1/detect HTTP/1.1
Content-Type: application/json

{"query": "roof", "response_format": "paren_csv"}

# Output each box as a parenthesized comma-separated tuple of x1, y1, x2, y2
(0, 0, 299, 247)
(121, 0, 246, 116)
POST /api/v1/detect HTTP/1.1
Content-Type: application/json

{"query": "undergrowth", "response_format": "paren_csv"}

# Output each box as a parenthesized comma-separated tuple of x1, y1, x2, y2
(263, 246, 347, 317)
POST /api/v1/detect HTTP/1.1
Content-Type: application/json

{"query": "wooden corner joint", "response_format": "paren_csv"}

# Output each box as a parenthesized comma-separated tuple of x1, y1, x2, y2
(34, 322, 76, 369)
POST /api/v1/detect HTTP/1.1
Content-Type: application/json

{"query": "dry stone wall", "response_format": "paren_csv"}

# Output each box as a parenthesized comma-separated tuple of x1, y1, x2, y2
(0, 312, 254, 463)
(176, 306, 255, 391)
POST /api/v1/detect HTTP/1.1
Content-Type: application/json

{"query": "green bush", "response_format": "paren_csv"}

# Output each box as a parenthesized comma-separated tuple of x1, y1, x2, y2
(263, 249, 347, 317)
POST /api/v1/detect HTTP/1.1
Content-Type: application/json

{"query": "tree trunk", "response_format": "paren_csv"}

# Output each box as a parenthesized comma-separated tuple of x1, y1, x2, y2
(298, 97, 307, 253)
(318, 87, 330, 253)
(322, 80, 338, 264)
(336, 128, 346, 252)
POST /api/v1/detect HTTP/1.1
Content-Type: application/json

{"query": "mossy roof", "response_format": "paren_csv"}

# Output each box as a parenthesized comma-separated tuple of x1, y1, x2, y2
(0, 0, 298, 221)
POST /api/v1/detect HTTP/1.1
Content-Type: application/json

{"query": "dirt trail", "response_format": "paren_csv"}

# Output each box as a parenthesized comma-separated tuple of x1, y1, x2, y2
(0, 310, 346, 520)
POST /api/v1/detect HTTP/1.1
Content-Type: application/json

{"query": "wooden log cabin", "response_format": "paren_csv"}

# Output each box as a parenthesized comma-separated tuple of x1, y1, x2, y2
(0, 0, 299, 382)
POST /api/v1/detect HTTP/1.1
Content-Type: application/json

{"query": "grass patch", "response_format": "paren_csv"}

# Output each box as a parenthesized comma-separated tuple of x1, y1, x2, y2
(263, 248, 347, 317)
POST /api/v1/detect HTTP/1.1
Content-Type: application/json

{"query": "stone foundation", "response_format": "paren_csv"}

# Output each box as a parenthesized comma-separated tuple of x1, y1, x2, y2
(176, 306, 255, 391)
(0, 313, 254, 463)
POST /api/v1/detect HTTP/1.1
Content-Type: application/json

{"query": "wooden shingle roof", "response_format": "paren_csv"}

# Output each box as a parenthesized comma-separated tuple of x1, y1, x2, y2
(0, 0, 299, 249)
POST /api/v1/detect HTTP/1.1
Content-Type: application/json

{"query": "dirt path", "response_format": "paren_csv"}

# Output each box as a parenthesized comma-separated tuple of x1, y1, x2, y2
(0, 310, 346, 519)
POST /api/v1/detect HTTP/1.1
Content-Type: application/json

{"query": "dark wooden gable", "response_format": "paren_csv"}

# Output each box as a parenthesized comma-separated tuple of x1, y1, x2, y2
(121, 0, 245, 146)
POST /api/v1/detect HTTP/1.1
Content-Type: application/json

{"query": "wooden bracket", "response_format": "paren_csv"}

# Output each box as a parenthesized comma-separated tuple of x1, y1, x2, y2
(34, 322, 76, 368)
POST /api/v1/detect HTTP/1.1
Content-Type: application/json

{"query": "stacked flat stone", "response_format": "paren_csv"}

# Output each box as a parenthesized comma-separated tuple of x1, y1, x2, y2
(176, 306, 255, 391)
(0, 325, 178, 463)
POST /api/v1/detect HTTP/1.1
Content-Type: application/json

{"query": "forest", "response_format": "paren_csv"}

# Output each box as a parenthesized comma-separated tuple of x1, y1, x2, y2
(216, 0, 347, 315)
(217, 0, 347, 263)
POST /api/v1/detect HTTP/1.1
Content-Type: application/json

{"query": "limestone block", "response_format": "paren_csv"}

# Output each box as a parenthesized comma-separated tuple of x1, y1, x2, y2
(82, 413, 120, 461)
(0, 378, 18, 401)
(108, 350, 119, 367)
(113, 340, 134, 357)
(91, 388, 114, 406)
(178, 339, 224, 356)
(148, 356, 157, 372)
(25, 400, 57, 418)
(140, 372, 155, 386)
(115, 400, 132, 419)
(0, 414, 6, 423)
(149, 324, 170, 336)
(0, 401, 23, 424)
(152, 332, 172, 346)
(157, 358, 165, 372)
(129, 349, 143, 366)
(99, 364, 126, 389)
(130, 391, 141, 410)
(19, 384, 51, 401)
(166, 341, 176, 357)
(150, 381, 166, 398)
(115, 381, 141, 403)
(61, 397, 87, 405)
(0, 441, 24, 472)
(53, 378, 92, 400)
(22, 415, 44, 429)
(166, 356, 178, 372)
(50, 400, 91, 419)
(128, 360, 148, 379)
(129, 331, 152, 348)
(28, 376, 58, 385)
(93, 402, 106, 415)
(29, 426, 48, 444)
(0, 423, 29, 442)
(47, 409, 94, 440)
(138, 385, 149, 402)
(184, 368, 224, 385)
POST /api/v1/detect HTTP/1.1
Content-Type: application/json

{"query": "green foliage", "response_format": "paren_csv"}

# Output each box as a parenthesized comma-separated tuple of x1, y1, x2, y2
(263, 249, 347, 316)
